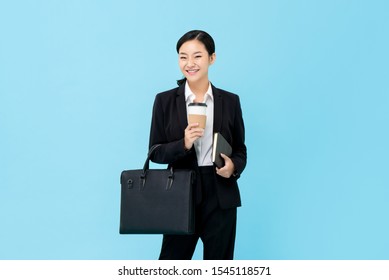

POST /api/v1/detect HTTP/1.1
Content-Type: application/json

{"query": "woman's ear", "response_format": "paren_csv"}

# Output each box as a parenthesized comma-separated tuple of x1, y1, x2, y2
(209, 53, 216, 65)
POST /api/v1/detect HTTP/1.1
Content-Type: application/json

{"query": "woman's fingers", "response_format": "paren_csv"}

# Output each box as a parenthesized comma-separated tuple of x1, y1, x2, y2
(184, 123, 204, 150)
(215, 153, 235, 178)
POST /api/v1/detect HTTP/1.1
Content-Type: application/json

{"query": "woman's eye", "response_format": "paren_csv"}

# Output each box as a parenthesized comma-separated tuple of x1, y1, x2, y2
(195, 56, 202, 59)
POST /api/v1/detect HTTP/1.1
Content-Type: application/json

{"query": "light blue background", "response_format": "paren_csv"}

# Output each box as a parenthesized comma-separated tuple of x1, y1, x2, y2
(1, 0, 388, 260)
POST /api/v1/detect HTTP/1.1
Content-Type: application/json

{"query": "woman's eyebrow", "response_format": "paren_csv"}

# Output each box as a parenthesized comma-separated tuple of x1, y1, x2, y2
(179, 51, 203, 55)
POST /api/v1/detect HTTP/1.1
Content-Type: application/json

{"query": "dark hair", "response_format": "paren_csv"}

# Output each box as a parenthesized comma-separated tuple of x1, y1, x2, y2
(176, 30, 215, 86)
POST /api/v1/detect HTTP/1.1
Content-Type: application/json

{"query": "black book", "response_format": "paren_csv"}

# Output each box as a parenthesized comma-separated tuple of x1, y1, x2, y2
(212, 132, 232, 168)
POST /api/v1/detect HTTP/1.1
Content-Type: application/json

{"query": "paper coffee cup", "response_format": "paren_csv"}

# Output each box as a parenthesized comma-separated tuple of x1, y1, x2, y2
(187, 103, 207, 129)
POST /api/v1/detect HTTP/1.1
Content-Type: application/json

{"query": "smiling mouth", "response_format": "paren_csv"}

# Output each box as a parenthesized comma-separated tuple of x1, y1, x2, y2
(186, 69, 199, 75)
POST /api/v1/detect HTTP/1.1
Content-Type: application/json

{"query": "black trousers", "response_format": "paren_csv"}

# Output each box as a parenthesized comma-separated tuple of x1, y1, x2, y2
(159, 166, 237, 260)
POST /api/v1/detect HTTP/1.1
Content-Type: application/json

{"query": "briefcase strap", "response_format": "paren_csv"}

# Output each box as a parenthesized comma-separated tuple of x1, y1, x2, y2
(142, 144, 161, 171)
(147, 144, 162, 159)
(140, 144, 174, 189)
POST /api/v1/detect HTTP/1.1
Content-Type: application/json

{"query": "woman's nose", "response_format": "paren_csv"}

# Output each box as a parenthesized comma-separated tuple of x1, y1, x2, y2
(187, 58, 195, 67)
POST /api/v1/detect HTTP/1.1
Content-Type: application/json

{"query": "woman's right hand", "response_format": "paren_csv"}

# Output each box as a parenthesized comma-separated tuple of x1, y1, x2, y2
(184, 123, 204, 150)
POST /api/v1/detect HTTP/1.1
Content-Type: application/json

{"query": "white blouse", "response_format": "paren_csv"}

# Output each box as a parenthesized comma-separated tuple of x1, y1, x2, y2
(185, 82, 214, 166)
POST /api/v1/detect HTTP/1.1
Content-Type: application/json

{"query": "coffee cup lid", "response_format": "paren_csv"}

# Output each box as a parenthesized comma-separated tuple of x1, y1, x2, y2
(188, 102, 207, 107)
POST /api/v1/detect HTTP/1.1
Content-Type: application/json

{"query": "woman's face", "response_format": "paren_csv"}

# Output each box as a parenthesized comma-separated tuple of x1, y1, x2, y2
(178, 39, 215, 85)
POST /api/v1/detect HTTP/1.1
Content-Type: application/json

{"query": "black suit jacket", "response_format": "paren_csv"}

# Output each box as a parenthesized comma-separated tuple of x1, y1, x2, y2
(148, 83, 247, 209)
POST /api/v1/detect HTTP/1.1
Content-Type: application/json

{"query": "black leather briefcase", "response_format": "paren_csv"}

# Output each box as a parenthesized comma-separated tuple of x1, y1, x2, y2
(120, 145, 195, 234)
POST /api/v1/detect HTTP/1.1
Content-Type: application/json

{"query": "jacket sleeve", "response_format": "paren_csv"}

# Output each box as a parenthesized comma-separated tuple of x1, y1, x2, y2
(230, 96, 247, 178)
(148, 93, 190, 164)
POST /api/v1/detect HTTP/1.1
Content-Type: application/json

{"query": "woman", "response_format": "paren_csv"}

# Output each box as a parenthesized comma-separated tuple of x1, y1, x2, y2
(149, 30, 247, 260)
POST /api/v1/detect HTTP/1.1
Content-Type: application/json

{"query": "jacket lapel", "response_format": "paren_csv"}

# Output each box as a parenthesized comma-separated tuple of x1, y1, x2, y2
(212, 84, 222, 133)
(176, 84, 188, 132)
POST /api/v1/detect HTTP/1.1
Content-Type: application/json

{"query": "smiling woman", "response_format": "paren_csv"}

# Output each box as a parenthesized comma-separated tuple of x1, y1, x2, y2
(178, 40, 216, 101)
(176, 31, 216, 95)
(147, 30, 247, 260)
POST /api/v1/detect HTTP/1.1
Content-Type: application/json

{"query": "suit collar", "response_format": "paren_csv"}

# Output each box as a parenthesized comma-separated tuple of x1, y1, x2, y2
(176, 82, 186, 97)
(176, 83, 187, 132)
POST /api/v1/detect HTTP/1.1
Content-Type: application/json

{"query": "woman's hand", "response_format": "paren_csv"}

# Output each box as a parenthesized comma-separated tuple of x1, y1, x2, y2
(184, 123, 204, 150)
(216, 153, 235, 178)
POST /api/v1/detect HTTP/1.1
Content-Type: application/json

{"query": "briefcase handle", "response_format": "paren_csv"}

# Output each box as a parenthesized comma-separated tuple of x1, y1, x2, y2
(140, 144, 174, 190)
(143, 144, 162, 171)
